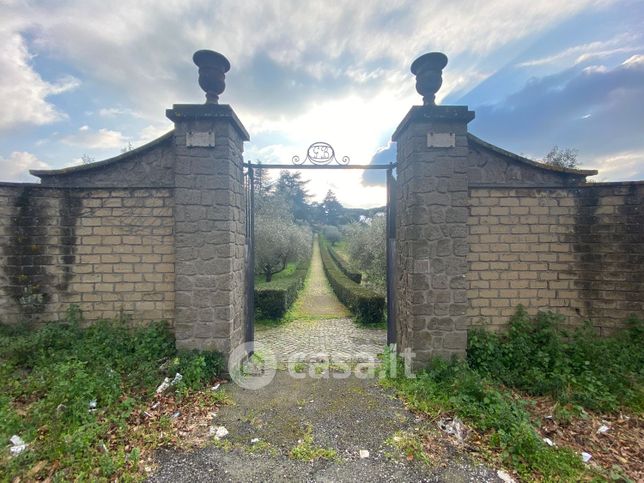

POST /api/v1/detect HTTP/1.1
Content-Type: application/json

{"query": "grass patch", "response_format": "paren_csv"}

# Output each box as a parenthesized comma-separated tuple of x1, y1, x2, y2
(254, 262, 298, 287)
(0, 307, 223, 481)
(386, 430, 431, 464)
(383, 356, 586, 480)
(382, 308, 643, 480)
(288, 425, 337, 462)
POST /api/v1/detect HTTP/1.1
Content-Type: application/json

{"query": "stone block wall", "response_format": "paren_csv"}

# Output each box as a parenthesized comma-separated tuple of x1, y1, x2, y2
(0, 184, 175, 325)
(468, 182, 644, 333)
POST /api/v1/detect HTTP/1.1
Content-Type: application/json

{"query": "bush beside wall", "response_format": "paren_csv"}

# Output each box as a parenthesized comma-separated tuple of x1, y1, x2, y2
(328, 245, 362, 284)
(319, 237, 384, 324)
(255, 259, 310, 319)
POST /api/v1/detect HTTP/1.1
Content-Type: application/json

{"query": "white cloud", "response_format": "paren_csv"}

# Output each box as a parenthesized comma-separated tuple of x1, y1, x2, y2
(62, 126, 129, 149)
(0, 31, 79, 131)
(135, 124, 173, 145)
(588, 149, 644, 181)
(0, 151, 50, 182)
(2, 0, 615, 123)
(623, 54, 644, 67)
(97, 107, 144, 118)
(244, 91, 406, 207)
(517, 33, 643, 68)
(1, 0, 635, 205)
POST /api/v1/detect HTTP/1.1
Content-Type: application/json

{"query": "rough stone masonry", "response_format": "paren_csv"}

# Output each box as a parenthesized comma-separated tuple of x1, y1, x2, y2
(0, 50, 642, 365)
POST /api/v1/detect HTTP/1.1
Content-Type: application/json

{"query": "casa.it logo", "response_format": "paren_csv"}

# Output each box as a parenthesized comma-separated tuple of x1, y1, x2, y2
(227, 341, 277, 390)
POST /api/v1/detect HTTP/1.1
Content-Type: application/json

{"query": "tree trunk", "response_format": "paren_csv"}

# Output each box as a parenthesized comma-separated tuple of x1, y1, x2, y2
(264, 266, 273, 282)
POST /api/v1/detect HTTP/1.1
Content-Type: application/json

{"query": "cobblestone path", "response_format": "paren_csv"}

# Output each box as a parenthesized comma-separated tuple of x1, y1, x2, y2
(255, 239, 386, 363)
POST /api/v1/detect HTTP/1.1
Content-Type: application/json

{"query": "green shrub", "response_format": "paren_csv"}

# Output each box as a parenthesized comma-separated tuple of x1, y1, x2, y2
(0, 309, 223, 480)
(468, 306, 644, 412)
(169, 350, 225, 390)
(328, 245, 362, 284)
(319, 237, 384, 324)
(255, 258, 310, 319)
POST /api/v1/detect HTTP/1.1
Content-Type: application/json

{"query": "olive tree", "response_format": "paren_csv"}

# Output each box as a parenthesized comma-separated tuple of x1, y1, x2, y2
(254, 194, 312, 282)
(344, 216, 386, 292)
(322, 225, 342, 245)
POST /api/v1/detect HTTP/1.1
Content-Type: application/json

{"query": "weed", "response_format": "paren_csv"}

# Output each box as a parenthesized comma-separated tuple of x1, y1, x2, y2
(0, 309, 223, 481)
(383, 354, 585, 480)
(207, 389, 234, 406)
(289, 425, 337, 461)
(386, 430, 430, 464)
(468, 307, 644, 412)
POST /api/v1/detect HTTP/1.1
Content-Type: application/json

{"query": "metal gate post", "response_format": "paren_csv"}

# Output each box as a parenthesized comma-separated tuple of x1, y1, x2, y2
(386, 164, 396, 346)
(245, 163, 255, 349)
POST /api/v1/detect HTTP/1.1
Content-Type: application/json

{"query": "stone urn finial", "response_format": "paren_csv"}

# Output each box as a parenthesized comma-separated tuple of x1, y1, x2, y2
(193, 50, 231, 104)
(411, 52, 448, 106)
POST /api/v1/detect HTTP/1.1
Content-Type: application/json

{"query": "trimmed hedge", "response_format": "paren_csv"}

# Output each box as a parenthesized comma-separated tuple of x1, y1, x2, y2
(319, 236, 384, 324)
(255, 259, 310, 319)
(328, 245, 362, 284)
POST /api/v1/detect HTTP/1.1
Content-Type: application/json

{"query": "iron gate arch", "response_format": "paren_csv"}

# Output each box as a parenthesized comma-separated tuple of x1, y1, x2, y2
(244, 142, 397, 352)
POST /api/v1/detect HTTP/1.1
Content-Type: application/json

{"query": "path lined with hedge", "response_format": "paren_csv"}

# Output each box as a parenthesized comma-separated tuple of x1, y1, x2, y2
(256, 240, 386, 362)
(294, 240, 350, 318)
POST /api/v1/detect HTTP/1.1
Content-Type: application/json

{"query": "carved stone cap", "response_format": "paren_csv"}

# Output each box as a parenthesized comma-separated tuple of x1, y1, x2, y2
(410, 52, 448, 106)
(192, 50, 231, 104)
(391, 105, 474, 142)
(166, 104, 250, 141)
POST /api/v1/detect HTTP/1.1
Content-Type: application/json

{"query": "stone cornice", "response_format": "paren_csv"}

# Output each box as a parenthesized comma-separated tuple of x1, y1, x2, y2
(166, 104, 250, 141)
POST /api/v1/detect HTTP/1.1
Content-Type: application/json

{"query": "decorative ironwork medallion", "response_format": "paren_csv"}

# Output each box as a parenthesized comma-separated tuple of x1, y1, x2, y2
(292, 142, 350, 165)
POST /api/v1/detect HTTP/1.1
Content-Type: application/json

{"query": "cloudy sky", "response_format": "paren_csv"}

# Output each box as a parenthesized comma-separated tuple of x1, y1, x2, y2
(1, 0, 643, 207)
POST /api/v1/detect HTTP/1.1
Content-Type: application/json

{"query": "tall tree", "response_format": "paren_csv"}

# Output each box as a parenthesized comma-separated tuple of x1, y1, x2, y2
(321, 190, 344, 226)
(252, 161, 271, 196)
(274, 171, 311, 221)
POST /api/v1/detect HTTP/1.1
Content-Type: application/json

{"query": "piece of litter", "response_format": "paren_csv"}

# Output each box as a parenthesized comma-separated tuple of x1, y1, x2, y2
(211, 383, 221, 391)
(437, 416, 467, 442)
(151, 402, 160, 409)
(359, 449, 370, 459)
(544, 415, 553, 420)
(144, 411, 152, 418)
(211, 426, 228, 440)
(88, 399, 97, 413)
(543, 437, 554, 447)
(10, 435, 27, 456)
(581, 452, 592, 463)
(597, 425, 609, 434)
(497, 470, 515, 483)
(170, 373, 183, 386)
(155, 377, 171, 394)
(251, 438, 260, 444)
(171, 411, 180, 419)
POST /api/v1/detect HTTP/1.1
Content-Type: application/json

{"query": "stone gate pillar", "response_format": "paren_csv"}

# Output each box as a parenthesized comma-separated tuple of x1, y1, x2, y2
(393, 53, 474, 365)
(167, 50, 249, 356)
